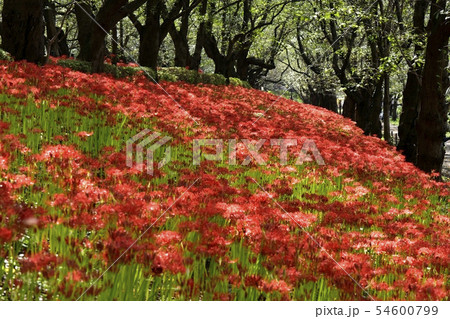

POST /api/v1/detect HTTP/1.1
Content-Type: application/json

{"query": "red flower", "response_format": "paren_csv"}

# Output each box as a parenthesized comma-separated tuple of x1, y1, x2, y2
(0, 227, 12, 242)
(76, 131, 93, 138)
(155, 231, 181, 246)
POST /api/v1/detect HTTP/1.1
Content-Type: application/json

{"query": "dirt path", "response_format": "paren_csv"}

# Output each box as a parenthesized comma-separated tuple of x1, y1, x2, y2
(443, 142, 450, 178)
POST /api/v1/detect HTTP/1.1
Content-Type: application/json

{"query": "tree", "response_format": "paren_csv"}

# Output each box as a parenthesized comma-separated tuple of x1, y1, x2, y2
(129, 0, 200, 70)
(398, 0, 428, 163)
(416, 0, 450, 174)
(44, 0, 71, 59)
(201, 0, 287, 83)
(1, 0, 45, 64)
(169, 0, 195, 68)
(75, 0, 146, 72)
(314, 0, 384, 136)
(282, 14, 339, 112)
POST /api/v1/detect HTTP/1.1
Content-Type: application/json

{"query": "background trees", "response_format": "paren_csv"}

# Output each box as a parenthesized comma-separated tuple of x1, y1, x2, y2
(416, 0, 449, 173)
(1, 0, 45, 64)
(75, 0, 147, 72)
(0, 0, 449, 175)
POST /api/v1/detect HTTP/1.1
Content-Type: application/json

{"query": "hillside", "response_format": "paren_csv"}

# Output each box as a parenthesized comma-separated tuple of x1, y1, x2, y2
(0, 60, 448, 301)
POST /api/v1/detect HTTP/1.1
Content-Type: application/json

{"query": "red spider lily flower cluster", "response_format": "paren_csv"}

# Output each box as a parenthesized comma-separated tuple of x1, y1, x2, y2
(0, 59, 448, 300)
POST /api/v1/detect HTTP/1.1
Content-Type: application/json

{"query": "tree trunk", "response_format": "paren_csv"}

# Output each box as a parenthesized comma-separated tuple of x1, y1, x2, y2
(202, 3, 240, 78)
(43, 0, 69, 58)
(170, 0, 190, 67)
(398, 71, 421, 162)
(369, 79, 383, 138)
(75, 0, 146, 73)
(83, 29, 107, 73)
(383, 73, 391, 144)
(74, 2, 93, 60)
(44, 1, 60, 57)
(111, 25, 119, 64)
(236, 46, 251, 80)
(139, 24, 160, 70)
(75, 2, 106, 72)
(391, 99, 398, 122)
(189, 0, 207, 70)
(416, 1, 449, 174)
(307, 88, 338, 113)
(343, 96, 356, 121)
(138, 0, 182, 71)
(138, 1, 162, 71)
(56, 29, 70, 57)
(397, 0, 428, 163)
(347, 87, 380, 136)
(355, 98, 372, 135)
(203, 27, 235, 77)
(1, 0, 45, 64)
(170, 24, 190, 67)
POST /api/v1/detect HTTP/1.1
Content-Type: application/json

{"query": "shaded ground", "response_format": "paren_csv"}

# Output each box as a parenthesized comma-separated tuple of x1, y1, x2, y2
(389, 124, 450, 178)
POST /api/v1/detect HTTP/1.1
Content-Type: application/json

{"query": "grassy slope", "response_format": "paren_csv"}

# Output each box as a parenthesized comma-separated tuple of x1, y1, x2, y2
(0, 60, 448, 301)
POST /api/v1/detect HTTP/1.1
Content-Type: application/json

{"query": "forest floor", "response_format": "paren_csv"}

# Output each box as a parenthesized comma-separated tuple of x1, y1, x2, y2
(388, 124, 450, 178)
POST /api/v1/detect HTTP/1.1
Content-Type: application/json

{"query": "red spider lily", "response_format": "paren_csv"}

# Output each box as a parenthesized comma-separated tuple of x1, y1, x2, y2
(0, 59, 448, 300)
(76, 131, 94, 139)
(153, 247, 185, 275)
(20, 252, 61, 278)
(155, 231, 182, 246)
(260, 279, 292, 299)
(0, 227, 12, 242)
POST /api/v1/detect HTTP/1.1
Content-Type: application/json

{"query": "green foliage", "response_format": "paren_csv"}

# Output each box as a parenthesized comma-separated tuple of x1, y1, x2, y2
(57, 59, 93, 73)
(199, 72, 227, 86)
(0, 49, 13, 62)
(56, 60, 237, 87)
(117, 66, 157, 81)
(56, 59, 158, 80)
(159, 67, 227, 85)
(159, 67, 198, 83)
(229, 77, 252, 89)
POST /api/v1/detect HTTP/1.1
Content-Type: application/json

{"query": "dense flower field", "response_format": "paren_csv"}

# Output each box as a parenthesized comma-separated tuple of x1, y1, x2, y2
(0, 60, 448, 300)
